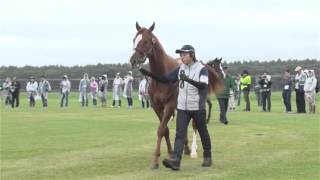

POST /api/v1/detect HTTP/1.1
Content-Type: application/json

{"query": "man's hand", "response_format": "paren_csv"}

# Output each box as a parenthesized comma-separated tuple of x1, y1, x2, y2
(179, 73, 188, 81)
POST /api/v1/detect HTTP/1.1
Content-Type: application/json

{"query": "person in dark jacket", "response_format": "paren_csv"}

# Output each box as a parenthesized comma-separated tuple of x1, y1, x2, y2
(258, 72, 272, 112)
(282, 69, 292, 113)
(11, 77, 21, 108)
(216, 66, 236, 124)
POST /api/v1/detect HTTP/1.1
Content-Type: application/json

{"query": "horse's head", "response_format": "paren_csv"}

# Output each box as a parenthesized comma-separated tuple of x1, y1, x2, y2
(207, 57, 225, 78)
(129, 22, 156, 69)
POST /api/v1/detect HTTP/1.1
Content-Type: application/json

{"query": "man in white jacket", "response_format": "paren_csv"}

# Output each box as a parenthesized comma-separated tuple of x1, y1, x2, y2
(38, 75, 52, 108)
(304, 70, 317, 113)
(123, 71, 134, 108)
(60, 75, 71, 108)
(112, 73, 123, 108)
(26, 76, 38, 107)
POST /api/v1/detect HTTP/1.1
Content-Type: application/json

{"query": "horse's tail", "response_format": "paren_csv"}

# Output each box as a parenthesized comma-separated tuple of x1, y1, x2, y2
(205, 64, 224, 94)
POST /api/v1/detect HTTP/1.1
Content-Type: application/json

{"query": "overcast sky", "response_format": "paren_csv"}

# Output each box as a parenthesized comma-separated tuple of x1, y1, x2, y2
(0, 0, 319, 66)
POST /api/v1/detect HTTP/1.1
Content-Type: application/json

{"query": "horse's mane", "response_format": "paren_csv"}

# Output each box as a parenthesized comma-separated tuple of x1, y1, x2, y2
(205, 63, 224, 94)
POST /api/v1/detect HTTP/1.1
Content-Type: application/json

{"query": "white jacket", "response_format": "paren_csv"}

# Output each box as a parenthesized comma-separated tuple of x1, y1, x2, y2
(304, 76, 317, 93)
(26, 81, 38, 92)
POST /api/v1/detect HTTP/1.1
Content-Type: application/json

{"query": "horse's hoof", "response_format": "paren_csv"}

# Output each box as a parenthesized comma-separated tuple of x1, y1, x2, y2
(150, 164, 159, 170)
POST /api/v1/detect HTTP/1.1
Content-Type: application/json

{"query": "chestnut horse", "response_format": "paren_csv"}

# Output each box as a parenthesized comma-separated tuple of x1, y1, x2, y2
(129, 22, 222, 169)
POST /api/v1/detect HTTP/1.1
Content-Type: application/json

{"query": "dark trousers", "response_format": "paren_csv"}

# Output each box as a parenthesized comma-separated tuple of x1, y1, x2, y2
(282, 90, 291, 112)
(243, 90, 250, 111)
(127, 98, 133, 106)
(261, 91, 271, 111)
(255, 90, 262, 106)
(29, 95, 35, 107)
(295, 90, 306, 113)
(173, 109, 212, 160)
(217, 98, 229, 123)
(41, 95, 48, 107)
(81, 95, 88, 107)
(12, 92, 19, 108)
(112, 100, 121, 107)
(93, 98, 97, 106)
(141, 100, 150, 108)
(60, 92, 69, 107)
(5, 96, 11, 106)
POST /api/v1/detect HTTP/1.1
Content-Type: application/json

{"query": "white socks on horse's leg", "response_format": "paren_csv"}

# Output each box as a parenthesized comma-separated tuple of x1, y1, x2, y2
(190, 131, 198, 158)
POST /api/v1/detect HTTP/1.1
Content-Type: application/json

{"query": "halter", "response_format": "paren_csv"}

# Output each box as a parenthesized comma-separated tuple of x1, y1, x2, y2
(133, 44, 154, 63)
(133, 33, 155, 66)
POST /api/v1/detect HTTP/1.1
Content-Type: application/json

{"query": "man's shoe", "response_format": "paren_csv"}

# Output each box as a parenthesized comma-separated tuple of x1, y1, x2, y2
(162, 158, 180, 170)
(223, 121, 228, 125)
(202, 157, 212, 167)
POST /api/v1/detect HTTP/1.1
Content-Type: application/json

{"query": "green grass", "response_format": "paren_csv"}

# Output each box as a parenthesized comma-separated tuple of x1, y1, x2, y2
(1, 92, 319, 180)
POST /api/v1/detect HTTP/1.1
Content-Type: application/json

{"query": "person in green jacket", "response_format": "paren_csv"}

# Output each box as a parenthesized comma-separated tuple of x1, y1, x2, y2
(240, 70, 252, 111)
(216, 66, 236, 125)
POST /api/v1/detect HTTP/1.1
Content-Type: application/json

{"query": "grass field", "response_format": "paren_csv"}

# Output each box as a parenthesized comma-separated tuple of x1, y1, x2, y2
(1, 92, 319, 180)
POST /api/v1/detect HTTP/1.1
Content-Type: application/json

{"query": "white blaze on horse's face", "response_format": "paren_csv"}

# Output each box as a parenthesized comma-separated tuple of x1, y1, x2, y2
(134, 34, 143, 49)
(219, 63, 226, 78)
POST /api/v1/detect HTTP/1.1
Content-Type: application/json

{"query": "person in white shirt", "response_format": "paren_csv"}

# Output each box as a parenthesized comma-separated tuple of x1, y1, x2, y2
(60, 75, 71, 108)
(138, 76, 150, 108)
(38, 75, 52, 108)
(304, 70, 317, 113)
(90, 76, 98, 107)
(2, 77, 13, 108)
(79, 73, 90, 107)
(123, 71, 134, 108)
(112, 73, 123, 108)
(294, 66, 307, 113)
(26, 76, 38, 107)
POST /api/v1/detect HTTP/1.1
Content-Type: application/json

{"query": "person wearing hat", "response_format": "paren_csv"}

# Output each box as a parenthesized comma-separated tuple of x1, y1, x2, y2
(258, 72, 272, 112)
(282, 69, 292, 113)
(60, 75, 71, 108)
(294, 66, 306, 113)
(2, 77, 13, 108)
(123, 71, 134, 108)
(79, 73, 90, 107)
(99, 74, 108, 107)
(38, 75, 52, 108)
(11, 77, 21, 108)
(304, 70, 317, 113)
(216, 66, 236, 124)
(139, 44, 213, 170)
(90, 76, 98, 107)
(26, 76, 38, 107)
(112, 73, 123, 108)
(138, 76, 150, 108)
(240, 70, 252, 111)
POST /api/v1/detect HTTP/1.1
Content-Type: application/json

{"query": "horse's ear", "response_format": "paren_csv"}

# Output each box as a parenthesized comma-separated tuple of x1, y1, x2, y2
(148, 22, 155, 32)
(219, 57, 222, 62)
(136, 22, 141, 31)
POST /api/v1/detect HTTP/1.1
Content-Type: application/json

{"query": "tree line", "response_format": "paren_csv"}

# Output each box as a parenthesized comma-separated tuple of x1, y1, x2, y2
(1, 59, 319, 91)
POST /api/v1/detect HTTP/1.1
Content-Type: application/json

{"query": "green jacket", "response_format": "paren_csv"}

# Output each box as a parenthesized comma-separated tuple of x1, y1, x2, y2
(216, 75, 236, 99)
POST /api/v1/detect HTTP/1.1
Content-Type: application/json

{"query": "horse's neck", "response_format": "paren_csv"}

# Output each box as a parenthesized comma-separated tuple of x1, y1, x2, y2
(148, 43, 176, 75)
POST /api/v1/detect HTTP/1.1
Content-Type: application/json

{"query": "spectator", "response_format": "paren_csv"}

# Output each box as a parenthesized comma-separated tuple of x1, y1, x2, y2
(259, 72, 272, 112)
(304, 70, 317, 113)
(294, 66, 307, 113)
(282, 69, 292, 113)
